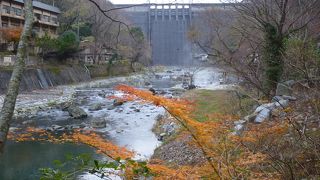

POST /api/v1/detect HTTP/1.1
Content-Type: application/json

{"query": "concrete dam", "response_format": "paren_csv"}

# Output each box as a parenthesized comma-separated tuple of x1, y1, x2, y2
(118, 3, 230, 65)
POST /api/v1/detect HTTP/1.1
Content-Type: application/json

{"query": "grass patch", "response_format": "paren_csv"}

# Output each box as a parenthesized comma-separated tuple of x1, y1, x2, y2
(184, 89, 256, 122)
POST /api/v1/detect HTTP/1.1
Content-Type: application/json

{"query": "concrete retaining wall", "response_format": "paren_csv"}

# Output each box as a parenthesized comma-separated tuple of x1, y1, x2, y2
(0, 65, 91, 94)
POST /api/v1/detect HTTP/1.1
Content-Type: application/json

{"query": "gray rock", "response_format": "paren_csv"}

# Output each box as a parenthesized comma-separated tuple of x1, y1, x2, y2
(107, 106, 115, 110)
(9, 127, 19, 132)
(60, 102, 72, 111)
(67, 105, 87, 119)
(52, 125, 64, 131)
(272, 96, 284, 102)
(282, 95, 297, 101)
(46, 127, 54, 132)
(158, 133, 167, 141)
(116, 129, 123, 133)
(275, 99, 289, 108)
(254, 103, 276, 113)
(272, 95, 296, 102)
(234, 120, 246, 125)
(89, 103, 103, 111)
(234, 124, 244, 133)
(233, 120, 247, 135)
(254, 98, 289, 123)
(91, 118, 107, 128)
(276, 80, 294, 96)
(254, 108, 271, 123)
(79, 122, 87, 128)
(98, 91, 106, 98)
(149, 88, 156, 95)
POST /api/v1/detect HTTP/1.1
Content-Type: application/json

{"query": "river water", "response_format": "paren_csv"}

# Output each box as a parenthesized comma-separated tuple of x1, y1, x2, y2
(0, 67, 235, 179)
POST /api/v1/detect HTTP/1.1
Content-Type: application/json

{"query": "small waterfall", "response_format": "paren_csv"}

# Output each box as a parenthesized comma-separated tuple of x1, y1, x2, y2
(36, 69, 49, 89)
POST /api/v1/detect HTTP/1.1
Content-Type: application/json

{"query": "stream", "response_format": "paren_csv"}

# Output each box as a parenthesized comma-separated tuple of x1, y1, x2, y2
(0, 67, 236, 179)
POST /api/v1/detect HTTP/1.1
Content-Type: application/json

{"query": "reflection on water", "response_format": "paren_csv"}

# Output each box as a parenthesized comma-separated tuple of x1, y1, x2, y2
(0, 141, 96, 180)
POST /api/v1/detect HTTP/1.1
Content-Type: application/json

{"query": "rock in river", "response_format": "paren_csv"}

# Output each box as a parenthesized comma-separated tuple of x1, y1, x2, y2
(113, 99, 124, 107)
(91, 117, 107, 128)
(67, 105, 87, 119)
(89, 103, 103, 111)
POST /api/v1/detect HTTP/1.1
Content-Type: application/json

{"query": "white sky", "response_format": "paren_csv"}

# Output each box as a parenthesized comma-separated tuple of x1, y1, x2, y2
(109, 0, 223, 4)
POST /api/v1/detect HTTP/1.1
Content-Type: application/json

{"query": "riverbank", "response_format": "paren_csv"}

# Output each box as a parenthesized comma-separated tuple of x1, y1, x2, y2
(0, 60, 143, 94)
(151, 88, 257, 167)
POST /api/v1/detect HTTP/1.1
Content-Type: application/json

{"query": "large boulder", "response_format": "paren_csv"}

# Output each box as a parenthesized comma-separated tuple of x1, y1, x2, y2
(254, 108, 271, 123)
(254, 95, 291, 123)
(91, 117, 107, 128)
(60, 101, 72, 111)
(89, 103, 103, 111)
(67, 105, 87, 119)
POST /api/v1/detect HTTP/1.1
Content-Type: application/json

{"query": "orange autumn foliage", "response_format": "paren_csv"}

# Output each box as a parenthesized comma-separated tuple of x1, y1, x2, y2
(0, 27, 22, 42)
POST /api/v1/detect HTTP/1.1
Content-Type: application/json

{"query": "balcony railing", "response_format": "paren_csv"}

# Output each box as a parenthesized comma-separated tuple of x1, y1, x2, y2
(1, 7, 59, 26)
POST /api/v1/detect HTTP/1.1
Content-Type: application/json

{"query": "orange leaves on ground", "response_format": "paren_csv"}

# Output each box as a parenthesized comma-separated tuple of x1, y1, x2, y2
(0, 27, 22, 42)
(241, 121, 289, 145)
(236, 152, 268, 166)
(8, 128, 133, 160)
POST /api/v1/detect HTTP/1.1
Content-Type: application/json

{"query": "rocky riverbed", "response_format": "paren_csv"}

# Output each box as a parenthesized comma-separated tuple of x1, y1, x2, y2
(0, 66, 237, 179)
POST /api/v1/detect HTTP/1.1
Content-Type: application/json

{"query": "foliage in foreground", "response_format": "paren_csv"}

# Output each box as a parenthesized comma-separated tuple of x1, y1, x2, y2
(39, 154, 152, 180)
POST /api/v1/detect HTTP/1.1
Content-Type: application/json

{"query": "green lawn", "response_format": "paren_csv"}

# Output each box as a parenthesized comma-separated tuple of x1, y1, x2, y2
(183, 89, 256, 122)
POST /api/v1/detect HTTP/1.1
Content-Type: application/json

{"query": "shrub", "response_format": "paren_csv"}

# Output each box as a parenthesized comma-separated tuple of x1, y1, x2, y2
(35, 33, 58, 56)
(56, 30, 79, 55)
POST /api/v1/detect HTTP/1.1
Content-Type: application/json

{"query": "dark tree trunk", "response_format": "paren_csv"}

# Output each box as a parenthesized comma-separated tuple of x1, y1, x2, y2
(263, 24, 285, 98)
(0, 0, 34, 153)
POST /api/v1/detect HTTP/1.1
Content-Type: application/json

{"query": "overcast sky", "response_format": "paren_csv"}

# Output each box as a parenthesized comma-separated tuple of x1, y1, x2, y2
(109, 0, 223, 4)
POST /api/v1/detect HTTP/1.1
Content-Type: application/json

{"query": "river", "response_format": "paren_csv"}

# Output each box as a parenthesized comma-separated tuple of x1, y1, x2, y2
(0, 67, 235, 179)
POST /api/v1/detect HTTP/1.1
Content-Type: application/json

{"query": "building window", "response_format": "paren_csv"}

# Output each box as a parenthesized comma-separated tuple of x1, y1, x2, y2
(2, 5, 10, 14)
(42, 15, 50, 22)
(51, 17, 58, 24)
(34, 13, 41, 21)
(12, 7, 22, 16)
(2, 22, 9, 27)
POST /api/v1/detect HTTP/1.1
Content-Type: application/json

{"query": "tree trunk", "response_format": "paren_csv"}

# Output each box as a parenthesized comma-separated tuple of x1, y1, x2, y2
(0, 0, 34, 153)
(263, 24, 285, 98)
